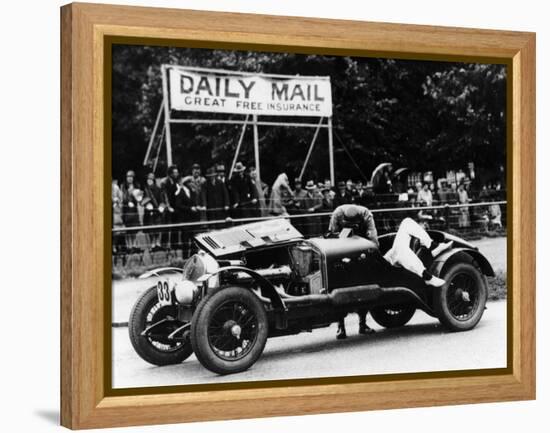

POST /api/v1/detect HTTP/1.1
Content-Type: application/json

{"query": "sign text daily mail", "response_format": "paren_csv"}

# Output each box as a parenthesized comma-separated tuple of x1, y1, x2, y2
(167, 67, 332, 117)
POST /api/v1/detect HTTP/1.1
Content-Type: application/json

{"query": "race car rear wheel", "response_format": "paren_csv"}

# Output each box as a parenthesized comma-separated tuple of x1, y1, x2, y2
(434, 261, 488, 331)
(370, 305, 416, 328)
(129, 286, 194, 366)
(191, 286, 268, 375)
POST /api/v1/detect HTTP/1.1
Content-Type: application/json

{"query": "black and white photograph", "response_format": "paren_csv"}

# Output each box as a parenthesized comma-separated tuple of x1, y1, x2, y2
(110, 43, 508, 389)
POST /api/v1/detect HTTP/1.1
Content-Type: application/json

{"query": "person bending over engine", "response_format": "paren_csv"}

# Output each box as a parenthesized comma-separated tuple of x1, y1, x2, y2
(328, 204, 453, 339)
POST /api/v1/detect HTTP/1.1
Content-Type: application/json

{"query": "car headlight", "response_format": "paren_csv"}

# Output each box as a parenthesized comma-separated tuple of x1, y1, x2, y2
(182, 251, 219, 281)
(174, 279, 198, 304)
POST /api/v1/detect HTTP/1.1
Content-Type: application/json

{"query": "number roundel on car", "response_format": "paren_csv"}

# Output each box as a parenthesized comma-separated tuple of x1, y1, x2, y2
(156, 280, 171, 304)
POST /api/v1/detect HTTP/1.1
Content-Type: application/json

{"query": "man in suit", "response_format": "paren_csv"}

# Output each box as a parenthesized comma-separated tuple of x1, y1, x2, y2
(205, 165, 231, 221)
(229, 162, 256, 219)
(160, 165, 179, 249)
(332, 180, 354, 208)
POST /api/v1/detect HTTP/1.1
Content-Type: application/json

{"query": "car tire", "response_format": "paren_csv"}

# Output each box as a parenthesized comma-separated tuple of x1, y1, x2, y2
(129, 286, 193, 366)
(191, 286, 268, 375)
(370, 305, 416, 328)
(434, 260, 488, 331)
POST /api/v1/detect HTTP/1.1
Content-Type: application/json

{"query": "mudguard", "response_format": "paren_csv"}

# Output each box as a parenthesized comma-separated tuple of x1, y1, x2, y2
(205, 266, 287, 314)
(138, 267, 184, 279)
(430, 247, 495, 278)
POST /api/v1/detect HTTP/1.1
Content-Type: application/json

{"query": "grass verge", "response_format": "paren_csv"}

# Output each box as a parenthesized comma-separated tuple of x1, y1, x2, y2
(487, 269, 507, 301)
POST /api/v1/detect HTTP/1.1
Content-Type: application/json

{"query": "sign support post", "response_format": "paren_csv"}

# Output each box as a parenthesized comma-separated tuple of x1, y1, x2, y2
(161, 65, 173, 167)
(328, 116, 335, 185)
(299, 117, 324, 181)
(252, 114, 260, 180)
(143, 101, 164, 166)
(229, 115, 250, 179)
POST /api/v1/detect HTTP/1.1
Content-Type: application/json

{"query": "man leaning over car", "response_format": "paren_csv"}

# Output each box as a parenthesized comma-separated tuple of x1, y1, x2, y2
(328, 204, 452, 339)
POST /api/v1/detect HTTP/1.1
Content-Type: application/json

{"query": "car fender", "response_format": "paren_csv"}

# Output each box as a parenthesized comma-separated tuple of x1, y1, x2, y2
(138, 267, 183, 279)
(205, 266, 287, 314)
(430, 247, 495, 278)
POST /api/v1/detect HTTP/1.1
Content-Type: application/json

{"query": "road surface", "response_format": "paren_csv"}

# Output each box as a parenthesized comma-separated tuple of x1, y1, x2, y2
(112, 300, 507, 388)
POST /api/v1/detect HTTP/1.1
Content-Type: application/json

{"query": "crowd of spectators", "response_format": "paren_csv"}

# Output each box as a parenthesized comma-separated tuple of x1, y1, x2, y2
(112, 161, 506, 256)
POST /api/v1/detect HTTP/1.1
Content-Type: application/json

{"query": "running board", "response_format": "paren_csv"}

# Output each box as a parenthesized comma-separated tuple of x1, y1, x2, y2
(280, 284, 382, 307)
(273, 284, 433, 313)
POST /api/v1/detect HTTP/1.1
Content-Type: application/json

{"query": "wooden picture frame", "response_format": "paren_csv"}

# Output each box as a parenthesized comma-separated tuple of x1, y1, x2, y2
(61, 2, 535, 429)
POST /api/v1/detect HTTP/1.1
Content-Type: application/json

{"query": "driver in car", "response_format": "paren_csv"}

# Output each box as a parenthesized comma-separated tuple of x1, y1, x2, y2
(328, 204, 453, 339)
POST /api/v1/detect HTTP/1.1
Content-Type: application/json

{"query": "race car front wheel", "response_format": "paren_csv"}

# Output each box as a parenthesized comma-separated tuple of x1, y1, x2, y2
(370, 305, 416, 328)
(129, 286, 194, 366)
(191, 286, 268, 375)
(434, 259, 488, 331)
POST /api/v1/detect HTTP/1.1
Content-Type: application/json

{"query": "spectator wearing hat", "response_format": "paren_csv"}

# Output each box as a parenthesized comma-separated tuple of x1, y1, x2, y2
(457, 183, 470, 228)
(321, 186, 334, 211)
(120, 170, 140, 250)
(188, 163, 207, 220)
(112, 180, 126, 255)
(160, 165, 179, 249)
(304, 180, 324, 236)
(229, 162, 256, 219)
(268, 173, 294, 217)
(121, 169, 138, 221)
(173, 176, 199, 254)
(248, 166, 265, 217)
(291, 178, 309, 211)
(175, 176, 200, 223)
(130, 188, 153, 253)
(205, 165, 231, 221)
(121, 186, 142, 253)
(289, 178, 309, 234)
(417, 182, 433, 207)
(333, 180, 354, 208)
(345, 179, 357, 197)
(143, 172, 164, 251)
(437, 180, 453, 204)
(323, 179, 336, 200)
(216, 163, 227, 185)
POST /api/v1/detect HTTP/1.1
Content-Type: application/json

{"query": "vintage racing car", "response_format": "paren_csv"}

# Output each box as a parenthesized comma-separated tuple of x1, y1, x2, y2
(128, 218, 494, 375)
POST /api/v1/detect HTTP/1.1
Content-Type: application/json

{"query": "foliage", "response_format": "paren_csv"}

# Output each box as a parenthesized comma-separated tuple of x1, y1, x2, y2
(112, 45, 506, 186)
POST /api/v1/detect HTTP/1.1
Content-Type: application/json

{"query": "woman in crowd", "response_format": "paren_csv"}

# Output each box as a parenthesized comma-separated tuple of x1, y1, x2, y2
(143, 172, 165, 251)
(457, 183, 470, 227)
(304, 180, 324, 236)
(249, 166, 267, 217)
(111, 180, 126, 256)
(268, 173, 294, 216)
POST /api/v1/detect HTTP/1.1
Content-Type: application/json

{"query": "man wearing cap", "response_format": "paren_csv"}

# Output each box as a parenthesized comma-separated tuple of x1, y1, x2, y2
(329, 204, 452, 339)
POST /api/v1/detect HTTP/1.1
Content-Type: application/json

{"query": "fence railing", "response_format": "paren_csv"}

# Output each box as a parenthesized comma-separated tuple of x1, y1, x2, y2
(111, 201, 506, 273)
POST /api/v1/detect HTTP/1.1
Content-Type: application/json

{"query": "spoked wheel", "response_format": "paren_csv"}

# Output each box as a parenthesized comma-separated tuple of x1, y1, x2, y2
(191, 286, 268, 375)
(129, 286, 193, 366)
(434, 261, 488, 331)
(370, 305, 416, 328)
(447, 274, 481, 320)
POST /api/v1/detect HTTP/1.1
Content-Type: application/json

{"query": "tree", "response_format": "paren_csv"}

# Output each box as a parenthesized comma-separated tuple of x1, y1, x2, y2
(111, 45, 506, 187)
